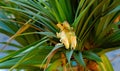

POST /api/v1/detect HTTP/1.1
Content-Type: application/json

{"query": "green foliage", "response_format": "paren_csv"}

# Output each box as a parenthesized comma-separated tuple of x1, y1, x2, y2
(65, 50, 73, 64)
(46, 59, 62, 71)
(83, 51, 102, 62)
(98, 54, 114, 71)
(73, 51, 86, 67)
(0, 0, 120, 71)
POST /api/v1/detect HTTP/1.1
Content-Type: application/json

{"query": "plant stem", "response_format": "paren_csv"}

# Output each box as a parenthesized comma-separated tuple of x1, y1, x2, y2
(61, 53, 67, 71)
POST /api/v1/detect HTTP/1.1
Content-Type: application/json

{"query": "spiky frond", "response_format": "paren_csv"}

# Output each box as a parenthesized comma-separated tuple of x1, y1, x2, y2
(0, 0, 120, 71)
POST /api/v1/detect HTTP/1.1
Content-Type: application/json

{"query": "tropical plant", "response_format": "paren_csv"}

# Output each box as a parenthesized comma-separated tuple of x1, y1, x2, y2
(0, 0, 120, 71)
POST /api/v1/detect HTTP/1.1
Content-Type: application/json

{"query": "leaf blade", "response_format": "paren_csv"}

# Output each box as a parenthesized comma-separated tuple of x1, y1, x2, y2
(73, 51, 86, 67)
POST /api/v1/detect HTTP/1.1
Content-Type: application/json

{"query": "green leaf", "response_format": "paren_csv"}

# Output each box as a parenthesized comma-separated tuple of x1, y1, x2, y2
(0, 37, 48, 62)
(65, 50, 73, 64)
(75, 0, 85, 18)
(46, 59, 62, 71)
(72, 0, 95, 29)
(0, 21, 15, 34)
(59, 0, 72, 23)
(42, 43, 63, 69)
(108, 5, 120, 15)
(55, 0, 66, 22)
(83, 51, 102, 62)
(9, 38, 49, 70)
(0, 42, 22, 48)
(19, 32, 56, 37)
(97, 54, 114, 71)
(73, 51, 86, 67)
(0, 47, 52, 68)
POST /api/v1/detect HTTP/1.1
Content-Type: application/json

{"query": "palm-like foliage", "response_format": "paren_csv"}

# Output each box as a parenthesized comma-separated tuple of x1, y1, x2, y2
(0, 0, 120, 71)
